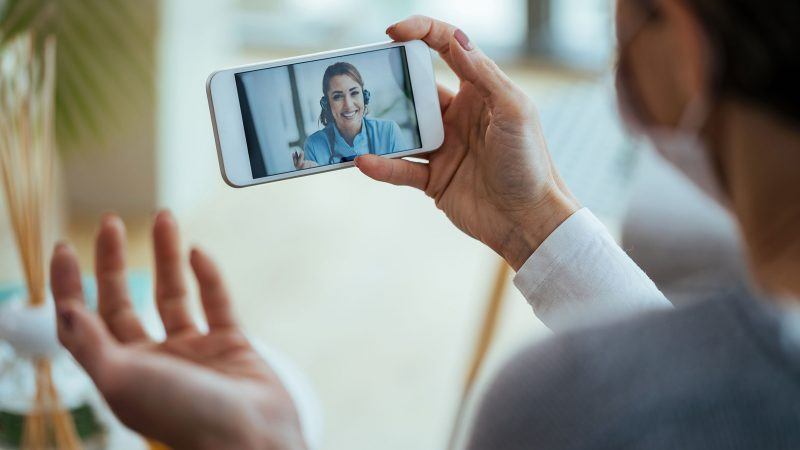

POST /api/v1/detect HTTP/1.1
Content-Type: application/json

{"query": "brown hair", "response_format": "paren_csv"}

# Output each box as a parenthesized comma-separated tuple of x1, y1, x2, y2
(635, 0, 800, 122)
(319, 62, 366, 126)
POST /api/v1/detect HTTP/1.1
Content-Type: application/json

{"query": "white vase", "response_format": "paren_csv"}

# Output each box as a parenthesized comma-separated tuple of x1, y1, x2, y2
(0, 296, 145, 450)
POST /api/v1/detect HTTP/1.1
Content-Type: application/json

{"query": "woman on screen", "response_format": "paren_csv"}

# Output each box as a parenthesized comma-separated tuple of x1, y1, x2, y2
(293, 62, 407, 169)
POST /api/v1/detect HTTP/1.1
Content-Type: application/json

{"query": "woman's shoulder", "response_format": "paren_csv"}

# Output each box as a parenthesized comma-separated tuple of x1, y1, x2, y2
(306, 127, 329, 143)
(304, 127, 330, 150)
(468, 289, 794, 449)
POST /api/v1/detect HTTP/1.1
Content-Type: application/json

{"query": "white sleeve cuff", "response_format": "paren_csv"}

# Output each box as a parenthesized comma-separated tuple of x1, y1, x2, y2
(513, 208, 670, 331)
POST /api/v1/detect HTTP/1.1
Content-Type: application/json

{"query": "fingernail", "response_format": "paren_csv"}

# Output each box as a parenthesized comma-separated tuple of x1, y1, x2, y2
(385, 23, 396, 35)
(101, 212, 123, 229)
(454, 29, 473, 51)
(156, 209, 173, 224)
(58, 307, 74, 331)
(54, 241, 71, 254)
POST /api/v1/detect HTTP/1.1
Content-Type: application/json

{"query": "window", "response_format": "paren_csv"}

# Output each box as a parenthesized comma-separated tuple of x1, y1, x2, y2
(233, 0, 527, 53)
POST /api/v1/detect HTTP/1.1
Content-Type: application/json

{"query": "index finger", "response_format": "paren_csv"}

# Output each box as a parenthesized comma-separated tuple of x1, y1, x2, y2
(387, 15, 517, 106)
(387, 16, 458, 70)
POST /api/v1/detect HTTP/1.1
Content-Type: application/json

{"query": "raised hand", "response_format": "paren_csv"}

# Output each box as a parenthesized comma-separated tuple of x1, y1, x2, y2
(292, 149, 305, 169)
(51, 211, 306, 450)
(293, 149, 317, 170)
(355, 16, 580, 270)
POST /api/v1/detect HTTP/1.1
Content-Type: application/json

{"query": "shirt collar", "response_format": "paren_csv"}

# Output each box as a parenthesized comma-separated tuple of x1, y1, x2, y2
(332, 119, 368, 150)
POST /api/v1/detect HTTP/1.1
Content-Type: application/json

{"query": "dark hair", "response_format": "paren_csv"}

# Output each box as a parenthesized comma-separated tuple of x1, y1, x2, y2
(650, 1, 800, 121)
(319, 62, 366, 126)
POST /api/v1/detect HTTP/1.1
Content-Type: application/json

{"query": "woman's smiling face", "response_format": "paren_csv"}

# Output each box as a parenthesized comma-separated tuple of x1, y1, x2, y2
(326, 74, 365, 138)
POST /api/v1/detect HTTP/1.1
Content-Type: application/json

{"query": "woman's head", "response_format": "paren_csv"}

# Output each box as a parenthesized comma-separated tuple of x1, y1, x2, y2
(320, 62, 369, 138)
(616, 0, 800, 130)
(615, 0, 800, 294)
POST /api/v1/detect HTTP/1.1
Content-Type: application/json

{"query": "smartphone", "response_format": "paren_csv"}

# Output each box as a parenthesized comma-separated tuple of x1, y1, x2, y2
(207, 40, 444, 187)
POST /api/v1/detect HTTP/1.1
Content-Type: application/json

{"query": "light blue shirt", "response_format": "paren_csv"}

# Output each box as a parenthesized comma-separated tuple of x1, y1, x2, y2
(303, 117, 407, 165)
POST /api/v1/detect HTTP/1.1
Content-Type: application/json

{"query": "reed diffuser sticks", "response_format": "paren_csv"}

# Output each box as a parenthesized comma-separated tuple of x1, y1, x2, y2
(0, 32, 82, 450)
(0, 33, 54, 307)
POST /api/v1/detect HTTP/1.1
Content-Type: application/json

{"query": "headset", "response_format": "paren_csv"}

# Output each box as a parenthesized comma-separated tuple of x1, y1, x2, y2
(320, 88, 374, 164)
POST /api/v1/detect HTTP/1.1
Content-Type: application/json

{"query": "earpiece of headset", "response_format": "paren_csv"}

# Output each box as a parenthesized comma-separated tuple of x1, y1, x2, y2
(319, 95, 330, 121)
(319, 88, 371, 122)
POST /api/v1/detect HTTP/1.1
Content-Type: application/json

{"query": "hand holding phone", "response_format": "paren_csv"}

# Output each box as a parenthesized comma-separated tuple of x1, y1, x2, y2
(354, 17, 582, 271)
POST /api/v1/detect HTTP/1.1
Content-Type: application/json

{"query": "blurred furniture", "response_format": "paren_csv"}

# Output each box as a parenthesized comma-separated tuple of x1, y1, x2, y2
(538, 79, 641, 224)
(527, 0, 552, 54)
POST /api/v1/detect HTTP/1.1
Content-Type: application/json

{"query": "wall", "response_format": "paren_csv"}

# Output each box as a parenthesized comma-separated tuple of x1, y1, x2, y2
(156, 0, 236, 218)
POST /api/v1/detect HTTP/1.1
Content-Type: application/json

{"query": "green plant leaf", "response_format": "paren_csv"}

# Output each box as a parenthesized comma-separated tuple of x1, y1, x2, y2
(0, 0, 158, 154)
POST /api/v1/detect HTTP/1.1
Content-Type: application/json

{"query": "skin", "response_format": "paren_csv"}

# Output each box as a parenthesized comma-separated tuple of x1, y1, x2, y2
(51, 5, 800, 448)
(721, 105, 800, 297)
(293, 74, 366, 169)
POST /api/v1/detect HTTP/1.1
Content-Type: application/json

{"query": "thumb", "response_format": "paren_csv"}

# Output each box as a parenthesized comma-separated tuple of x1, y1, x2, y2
(57, 304, 116, 384)
(355, 154, 429, 191)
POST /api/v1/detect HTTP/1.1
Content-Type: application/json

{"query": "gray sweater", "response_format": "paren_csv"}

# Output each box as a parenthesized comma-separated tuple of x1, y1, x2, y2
(467, 286, 800, 449)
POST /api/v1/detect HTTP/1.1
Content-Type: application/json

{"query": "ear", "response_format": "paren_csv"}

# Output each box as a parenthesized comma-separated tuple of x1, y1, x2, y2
(661, 0, 713, 101)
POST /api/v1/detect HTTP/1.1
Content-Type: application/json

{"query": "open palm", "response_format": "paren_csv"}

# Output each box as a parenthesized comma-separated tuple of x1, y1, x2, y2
(356, 16, 579, 269)
(51, 212, 305, 450)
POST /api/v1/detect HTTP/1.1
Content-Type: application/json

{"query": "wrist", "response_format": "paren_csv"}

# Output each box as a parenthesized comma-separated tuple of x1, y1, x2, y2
(498, 189, 580, 271)
(246, 393, 307, 450)
(195, 392, 306, 450)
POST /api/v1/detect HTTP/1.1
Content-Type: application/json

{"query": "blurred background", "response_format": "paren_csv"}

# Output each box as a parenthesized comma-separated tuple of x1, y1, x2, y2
(0, 0, 742, 448)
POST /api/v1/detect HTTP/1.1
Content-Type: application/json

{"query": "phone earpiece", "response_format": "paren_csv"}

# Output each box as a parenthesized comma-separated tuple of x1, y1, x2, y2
(363, 89, 370, 105)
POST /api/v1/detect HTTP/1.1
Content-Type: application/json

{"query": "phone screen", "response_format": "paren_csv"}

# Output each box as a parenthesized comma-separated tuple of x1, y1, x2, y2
(234, 46, 423, 178)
